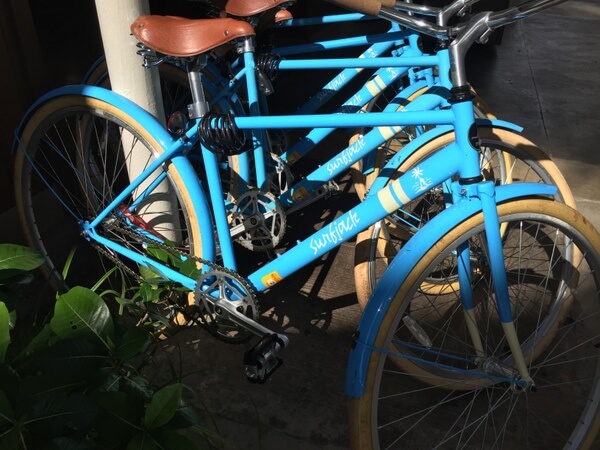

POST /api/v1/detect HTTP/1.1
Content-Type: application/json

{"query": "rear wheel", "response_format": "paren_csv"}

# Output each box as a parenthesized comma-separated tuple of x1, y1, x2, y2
(14, 95, 203, 327)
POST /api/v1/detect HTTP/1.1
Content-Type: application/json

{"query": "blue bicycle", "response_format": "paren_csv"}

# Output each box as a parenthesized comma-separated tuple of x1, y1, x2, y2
(13, 0, 600, 447)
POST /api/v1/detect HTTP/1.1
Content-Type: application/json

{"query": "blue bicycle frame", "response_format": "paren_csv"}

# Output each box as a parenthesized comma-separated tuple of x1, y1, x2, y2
(17, 0, 566, 394)
(33, 77, 554, 384)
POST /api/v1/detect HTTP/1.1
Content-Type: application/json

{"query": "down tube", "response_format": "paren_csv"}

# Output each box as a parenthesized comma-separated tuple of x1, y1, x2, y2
(247, 145, 463, 291)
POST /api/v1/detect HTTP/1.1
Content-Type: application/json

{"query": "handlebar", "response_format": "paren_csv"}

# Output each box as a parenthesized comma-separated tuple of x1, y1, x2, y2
(326, 0, 568, 41)
(391, 0, 480, 26)
(325, 0, 569, 87)
(487, 0, 568, 28)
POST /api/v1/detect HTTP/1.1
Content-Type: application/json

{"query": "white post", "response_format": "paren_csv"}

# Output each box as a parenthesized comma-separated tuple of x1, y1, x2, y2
(94, 0, 180, 243)
(94, 0, 164, 123)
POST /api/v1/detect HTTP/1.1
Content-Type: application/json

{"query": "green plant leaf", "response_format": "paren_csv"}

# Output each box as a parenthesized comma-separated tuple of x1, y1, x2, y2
(146, 246, 172, 263)
(0, 365, 20, 406)
(19, 373, 87, 413)
(113, 328, 151, 361)
(0, 389, 15, 423)
(48, 435, 98, 450)
(121, 375, 154, 402)
(162, 401, 202, 431)
(93, 391, 143, 446)
(13, 324, 54, 362)
(0, 425, 22, 450)
(26, 393, 98, 437)
(127, 432, 158, 450)
(35, 339, 108, 384)
(142, 384, 182, 430)
(0, 244, 44, 271)
(152, 430, 199, 450)
(139, 266, 165, 283)
(51, 287, 114, 344)
(88, 367, 121, 393)
(0, 302, 10, 364)
(0, 269, 35, 285)
(138, 283, 163, 304)
(178, 258, 200, 279)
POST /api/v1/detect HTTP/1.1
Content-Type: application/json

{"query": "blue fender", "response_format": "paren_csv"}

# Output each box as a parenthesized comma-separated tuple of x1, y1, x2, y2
(345, 181, 557, 398)
(13, 84, 216, 262)
(14, 85, 176, 151)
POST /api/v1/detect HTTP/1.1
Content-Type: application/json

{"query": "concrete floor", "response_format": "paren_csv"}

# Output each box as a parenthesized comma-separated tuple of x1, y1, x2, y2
(3, 1, 600, 449)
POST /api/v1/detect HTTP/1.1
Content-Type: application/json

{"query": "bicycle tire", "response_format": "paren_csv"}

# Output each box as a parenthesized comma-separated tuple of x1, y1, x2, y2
(14, 95, 203, 304)
(353, 127, 575, 307)
(348, 198, 600, 449)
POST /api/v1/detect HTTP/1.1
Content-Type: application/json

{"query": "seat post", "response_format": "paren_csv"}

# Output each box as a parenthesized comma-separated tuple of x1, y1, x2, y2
(187, 54, 210, 119)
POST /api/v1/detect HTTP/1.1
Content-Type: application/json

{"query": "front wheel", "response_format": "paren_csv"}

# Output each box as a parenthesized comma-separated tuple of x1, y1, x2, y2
(348, 199, 600, 449)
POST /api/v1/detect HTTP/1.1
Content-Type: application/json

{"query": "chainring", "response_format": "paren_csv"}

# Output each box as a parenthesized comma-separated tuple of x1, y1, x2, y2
(230, 189, 286, 251)
(194, 268, 260, 343)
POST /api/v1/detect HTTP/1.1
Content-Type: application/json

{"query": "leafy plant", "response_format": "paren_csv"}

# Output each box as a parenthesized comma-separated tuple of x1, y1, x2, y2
(0, 244, 220, 449)
(0, 244, 45, 363)
(111, 243, 202, 336)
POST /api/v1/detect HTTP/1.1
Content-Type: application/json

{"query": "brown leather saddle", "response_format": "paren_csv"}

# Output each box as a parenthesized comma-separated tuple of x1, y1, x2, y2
(131, 16, 255, 58)
(225, 0, 294, 18)
(130, 0, 295, 58)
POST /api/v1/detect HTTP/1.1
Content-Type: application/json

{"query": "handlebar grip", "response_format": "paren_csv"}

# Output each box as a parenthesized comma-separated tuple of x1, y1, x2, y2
(325, 0, 382, 17)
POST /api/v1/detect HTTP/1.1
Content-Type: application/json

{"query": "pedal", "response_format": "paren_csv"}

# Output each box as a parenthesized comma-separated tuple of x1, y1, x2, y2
(244, 333, 286, 383)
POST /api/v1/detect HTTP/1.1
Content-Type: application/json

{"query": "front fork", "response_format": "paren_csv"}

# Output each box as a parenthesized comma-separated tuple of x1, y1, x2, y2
(455, 180, 535, 388)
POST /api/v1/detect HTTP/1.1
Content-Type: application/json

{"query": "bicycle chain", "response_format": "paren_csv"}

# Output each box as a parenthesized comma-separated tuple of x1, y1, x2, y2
(93, 215, 260, 340)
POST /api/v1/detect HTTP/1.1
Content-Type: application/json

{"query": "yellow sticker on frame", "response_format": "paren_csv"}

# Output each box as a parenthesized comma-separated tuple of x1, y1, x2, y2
(262, 271, 283, 288)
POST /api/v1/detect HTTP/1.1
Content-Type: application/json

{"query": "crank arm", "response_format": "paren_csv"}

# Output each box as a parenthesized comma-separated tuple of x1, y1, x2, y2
(213, 296, 290, 347)
(229, 209, 276, 239)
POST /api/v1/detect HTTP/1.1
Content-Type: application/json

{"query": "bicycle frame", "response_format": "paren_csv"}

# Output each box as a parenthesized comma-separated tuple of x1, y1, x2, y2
(198, 20, 432, 191)
(17, 67, 557, 355)
(15, 0, 570, 394)
(84, 13, 452, 207)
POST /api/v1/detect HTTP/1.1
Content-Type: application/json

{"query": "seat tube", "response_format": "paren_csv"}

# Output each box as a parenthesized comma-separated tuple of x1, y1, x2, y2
(241, 37, 268, 190)
(201, 146, 237, 271)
